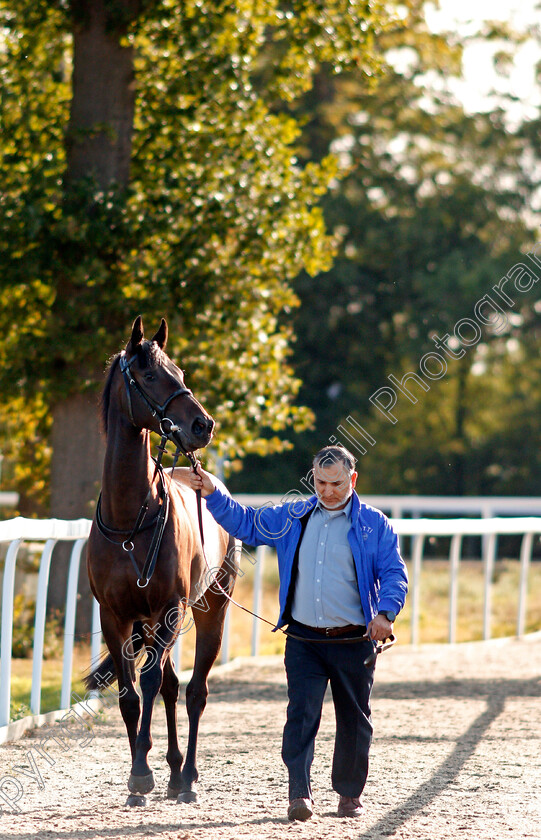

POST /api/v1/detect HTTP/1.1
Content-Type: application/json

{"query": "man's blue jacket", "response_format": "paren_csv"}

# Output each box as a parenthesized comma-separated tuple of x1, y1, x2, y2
(205, 485, 408, 630)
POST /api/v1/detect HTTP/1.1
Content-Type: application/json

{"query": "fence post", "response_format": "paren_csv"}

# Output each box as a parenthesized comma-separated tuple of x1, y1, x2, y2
(482, 533, 497, 641)
(517, 532, 534, 636)
(30, 539, 56, 715)
(0, 539, 22, 726)
(91, 597, 102, 667)
(61, 538, 87, 709)
(251, 545, 266, 657)
(172, 633, 182, 674)
(410, 535, 425, 646)
(221, 605, 231, 664)
(448, 534, 462, 644)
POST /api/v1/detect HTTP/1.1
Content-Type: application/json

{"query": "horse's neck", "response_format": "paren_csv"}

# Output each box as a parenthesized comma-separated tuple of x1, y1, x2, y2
(100, 421, 160, 529)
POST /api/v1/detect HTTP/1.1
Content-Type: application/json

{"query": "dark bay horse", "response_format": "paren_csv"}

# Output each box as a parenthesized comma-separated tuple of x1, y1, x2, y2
(85, 316, 236, 806)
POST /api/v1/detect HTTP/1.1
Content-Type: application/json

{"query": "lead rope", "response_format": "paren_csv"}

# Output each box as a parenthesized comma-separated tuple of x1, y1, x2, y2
(187, 457, 395, 665)
(186, 453, 279, 632)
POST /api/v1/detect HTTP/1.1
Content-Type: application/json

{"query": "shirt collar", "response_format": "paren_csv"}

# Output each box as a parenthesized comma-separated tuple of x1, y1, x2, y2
(315, 495, 353, 520)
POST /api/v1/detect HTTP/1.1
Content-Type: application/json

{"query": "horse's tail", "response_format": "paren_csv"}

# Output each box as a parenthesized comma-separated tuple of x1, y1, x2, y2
(83, 652, 117, 692)
(83, 620, 146, 692)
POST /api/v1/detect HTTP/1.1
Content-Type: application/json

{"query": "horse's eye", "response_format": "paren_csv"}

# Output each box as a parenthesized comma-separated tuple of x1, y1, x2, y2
(144, 373, 155, 382)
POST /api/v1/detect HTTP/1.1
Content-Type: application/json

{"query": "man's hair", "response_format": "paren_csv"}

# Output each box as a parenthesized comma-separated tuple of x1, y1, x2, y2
(313, 445, 356, 473)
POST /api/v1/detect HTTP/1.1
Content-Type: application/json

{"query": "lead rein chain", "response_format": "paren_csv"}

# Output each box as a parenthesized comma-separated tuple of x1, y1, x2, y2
(187, 458, 395, 665)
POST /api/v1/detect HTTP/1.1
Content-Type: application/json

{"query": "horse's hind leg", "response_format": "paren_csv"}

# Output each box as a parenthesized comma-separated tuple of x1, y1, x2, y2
(160, 654, 184, 799)
(179, 583, 233, 802)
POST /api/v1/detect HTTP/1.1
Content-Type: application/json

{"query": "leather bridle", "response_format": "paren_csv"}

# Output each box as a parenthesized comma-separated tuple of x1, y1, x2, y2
(96, 351, 199, 588)
(119, 351, 194, 442)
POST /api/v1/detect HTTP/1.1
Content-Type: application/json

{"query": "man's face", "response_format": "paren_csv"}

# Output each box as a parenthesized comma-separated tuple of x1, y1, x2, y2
(313, 459, 358, 510)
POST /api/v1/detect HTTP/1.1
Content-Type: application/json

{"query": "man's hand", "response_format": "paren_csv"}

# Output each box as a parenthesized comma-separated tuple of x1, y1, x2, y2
(188, 462, 216, 498)
(367, 614, 393, 642)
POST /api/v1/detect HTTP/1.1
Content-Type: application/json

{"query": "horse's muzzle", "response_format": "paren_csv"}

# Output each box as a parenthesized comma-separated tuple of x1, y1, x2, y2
(192, 415, 214, 440)
(171, 421, 213, 453)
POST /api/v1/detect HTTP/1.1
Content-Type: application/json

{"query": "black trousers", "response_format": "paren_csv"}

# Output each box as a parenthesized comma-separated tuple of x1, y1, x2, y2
(281, 621, 375, 801)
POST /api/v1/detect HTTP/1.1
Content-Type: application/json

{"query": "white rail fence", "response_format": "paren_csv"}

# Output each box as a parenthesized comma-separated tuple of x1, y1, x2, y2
(1, 510, 540, 740)
(235, 494, 541, 519)
(0, 518, 98, 743)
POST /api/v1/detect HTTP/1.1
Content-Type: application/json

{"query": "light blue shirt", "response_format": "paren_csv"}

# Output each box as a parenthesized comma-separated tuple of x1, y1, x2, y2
(205, 484, 408, 629)
(291, 496, 366, 628)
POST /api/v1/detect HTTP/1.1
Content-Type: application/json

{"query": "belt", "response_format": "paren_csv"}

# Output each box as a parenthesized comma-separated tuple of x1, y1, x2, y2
(294, 622, 367, 638)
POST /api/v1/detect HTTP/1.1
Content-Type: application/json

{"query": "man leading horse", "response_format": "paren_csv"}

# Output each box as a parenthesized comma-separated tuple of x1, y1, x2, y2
(181, 443, 408, 821)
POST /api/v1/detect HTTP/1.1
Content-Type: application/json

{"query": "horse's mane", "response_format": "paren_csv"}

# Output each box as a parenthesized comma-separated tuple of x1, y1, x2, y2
(101, 354, 121, 435)
(100, 341, 165, 434)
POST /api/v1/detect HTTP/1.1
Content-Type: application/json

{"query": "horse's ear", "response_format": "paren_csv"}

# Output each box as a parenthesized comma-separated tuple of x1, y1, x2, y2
(151, 318, 168, 350)
(127, 315, 144, 353)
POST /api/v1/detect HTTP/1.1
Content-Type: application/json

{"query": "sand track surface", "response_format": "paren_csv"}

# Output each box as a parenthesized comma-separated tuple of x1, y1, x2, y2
(1, 634, 540, 839)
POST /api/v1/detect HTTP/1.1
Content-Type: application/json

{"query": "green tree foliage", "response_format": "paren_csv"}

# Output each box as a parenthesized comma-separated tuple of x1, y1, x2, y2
(362, 294, 541, 498)
(229, 0, 540, 496)
(0, 0, 390, 513)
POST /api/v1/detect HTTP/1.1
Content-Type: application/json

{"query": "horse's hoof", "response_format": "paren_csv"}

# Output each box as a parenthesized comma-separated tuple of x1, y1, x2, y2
(125, 794, 147, 807)
(177, 790, 198, 803)
(128, 771, 155, 794)
(167, 785, 182, 800)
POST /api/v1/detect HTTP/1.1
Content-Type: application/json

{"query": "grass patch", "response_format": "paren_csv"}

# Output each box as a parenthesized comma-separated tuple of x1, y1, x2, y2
(9, 647, 91, 716)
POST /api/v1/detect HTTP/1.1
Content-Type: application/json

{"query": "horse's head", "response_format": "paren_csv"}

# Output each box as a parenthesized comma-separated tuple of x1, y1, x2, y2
(116, 315, 214, 453)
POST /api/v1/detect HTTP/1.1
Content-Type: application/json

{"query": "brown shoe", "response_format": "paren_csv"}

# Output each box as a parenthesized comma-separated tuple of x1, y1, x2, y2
(287, 797, 313, 821)
(337, 795, 363, 818)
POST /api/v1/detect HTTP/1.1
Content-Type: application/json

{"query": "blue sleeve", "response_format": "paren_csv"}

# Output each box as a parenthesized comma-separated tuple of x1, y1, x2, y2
(205, 486, 294, 547)
(375, 515, 408, 615)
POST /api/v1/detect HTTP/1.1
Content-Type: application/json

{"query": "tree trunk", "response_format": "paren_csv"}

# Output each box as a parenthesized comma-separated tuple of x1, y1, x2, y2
(50, 393, 105, 521)
(66, 0, 137, 188)
(48, 0, 139, 631)
(48, 393, 106, 634)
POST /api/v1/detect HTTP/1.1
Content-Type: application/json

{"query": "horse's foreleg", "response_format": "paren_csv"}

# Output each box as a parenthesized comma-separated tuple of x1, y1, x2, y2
(99, 609, 146, 805)
(128, 644, 164, 794)
(129, 607, 182, 796)
(99, 609, 141, 761)
(160, 655, 184, 799)
(179, 585, 232, 802)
